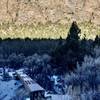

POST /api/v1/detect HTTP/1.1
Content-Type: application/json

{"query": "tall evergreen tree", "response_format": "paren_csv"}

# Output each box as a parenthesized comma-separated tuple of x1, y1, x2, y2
(64, 21, 81, 70)
(93, 35, 100, 46)
(65, 21, 81, 50)
(52, 21, 81, 72)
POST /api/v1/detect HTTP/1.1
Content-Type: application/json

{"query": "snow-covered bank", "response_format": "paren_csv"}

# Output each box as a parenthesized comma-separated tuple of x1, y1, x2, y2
(0, 80, 21, 100)
(50, 94, 72, 100)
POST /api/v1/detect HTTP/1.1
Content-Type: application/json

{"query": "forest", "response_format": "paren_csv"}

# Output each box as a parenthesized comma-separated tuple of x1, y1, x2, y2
(0, 21, 100, 99)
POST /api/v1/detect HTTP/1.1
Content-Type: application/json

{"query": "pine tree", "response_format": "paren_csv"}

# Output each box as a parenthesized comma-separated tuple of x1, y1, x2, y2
(94, 35, 100, 46)
(65, 21, 81, 50)
(52, 21, 81, 72)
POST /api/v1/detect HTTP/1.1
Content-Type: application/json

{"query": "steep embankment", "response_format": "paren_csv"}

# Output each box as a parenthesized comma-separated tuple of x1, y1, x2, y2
(0, 0, 100, 25)
(0, 0, 100, 39)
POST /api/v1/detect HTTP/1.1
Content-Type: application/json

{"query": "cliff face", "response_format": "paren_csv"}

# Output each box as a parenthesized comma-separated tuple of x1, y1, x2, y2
(0, 0, 100, 25)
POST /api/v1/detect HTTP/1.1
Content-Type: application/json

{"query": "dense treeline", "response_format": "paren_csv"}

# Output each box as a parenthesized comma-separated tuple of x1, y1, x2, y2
(63, 51, 100, 100)
(0, 21, 100, 72)
(52, 21, 99, 73)
(0, 38, 61, 56)
(50, 22, 100, 99)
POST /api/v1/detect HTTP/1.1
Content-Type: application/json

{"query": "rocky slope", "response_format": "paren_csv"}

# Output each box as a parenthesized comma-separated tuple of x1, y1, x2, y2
(0, 0, 100, 25)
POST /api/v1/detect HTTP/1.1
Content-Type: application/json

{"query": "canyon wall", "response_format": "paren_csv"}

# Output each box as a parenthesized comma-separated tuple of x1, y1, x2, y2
(0, 0, 100, 25)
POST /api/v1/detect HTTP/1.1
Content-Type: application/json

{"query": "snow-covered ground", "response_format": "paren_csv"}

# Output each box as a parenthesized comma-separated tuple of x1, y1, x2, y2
(45, 92, 72, 100)
(0, 68, 74, 100)
(0, 79, 21, 100)
(51, 94, 72, 100)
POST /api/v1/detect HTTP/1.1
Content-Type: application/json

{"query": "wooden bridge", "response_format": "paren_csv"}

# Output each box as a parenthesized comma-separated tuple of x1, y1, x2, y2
(16, 71, 45, 100)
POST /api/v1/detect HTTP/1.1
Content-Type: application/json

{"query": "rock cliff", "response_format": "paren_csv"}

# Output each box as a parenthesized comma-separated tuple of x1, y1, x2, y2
(0, 0, 100, 25)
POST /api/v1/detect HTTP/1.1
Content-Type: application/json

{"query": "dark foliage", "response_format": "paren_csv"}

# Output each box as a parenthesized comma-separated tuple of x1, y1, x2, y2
(51, 21, 94, 73)
(0, 38, 61, 57)
(0, 21, 100, 74)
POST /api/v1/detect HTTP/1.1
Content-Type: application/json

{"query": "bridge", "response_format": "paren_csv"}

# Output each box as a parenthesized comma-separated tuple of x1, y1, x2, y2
(16, 71, 45, 100)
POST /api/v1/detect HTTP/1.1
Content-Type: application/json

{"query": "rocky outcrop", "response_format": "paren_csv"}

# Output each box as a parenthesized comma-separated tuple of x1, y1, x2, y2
(0, 0, 100, 25)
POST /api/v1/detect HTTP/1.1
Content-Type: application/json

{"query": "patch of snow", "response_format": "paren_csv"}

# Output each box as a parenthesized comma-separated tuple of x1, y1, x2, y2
(8, 72, 15, 78)
(0, 80, 21, 100)
(26, 98, 30, 100)
(52, 75, 58, 85)
(50, 94, 72, 100)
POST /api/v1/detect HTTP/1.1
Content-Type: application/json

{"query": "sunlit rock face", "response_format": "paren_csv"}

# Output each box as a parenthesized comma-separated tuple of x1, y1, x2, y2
(0, 0, 100, 25)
